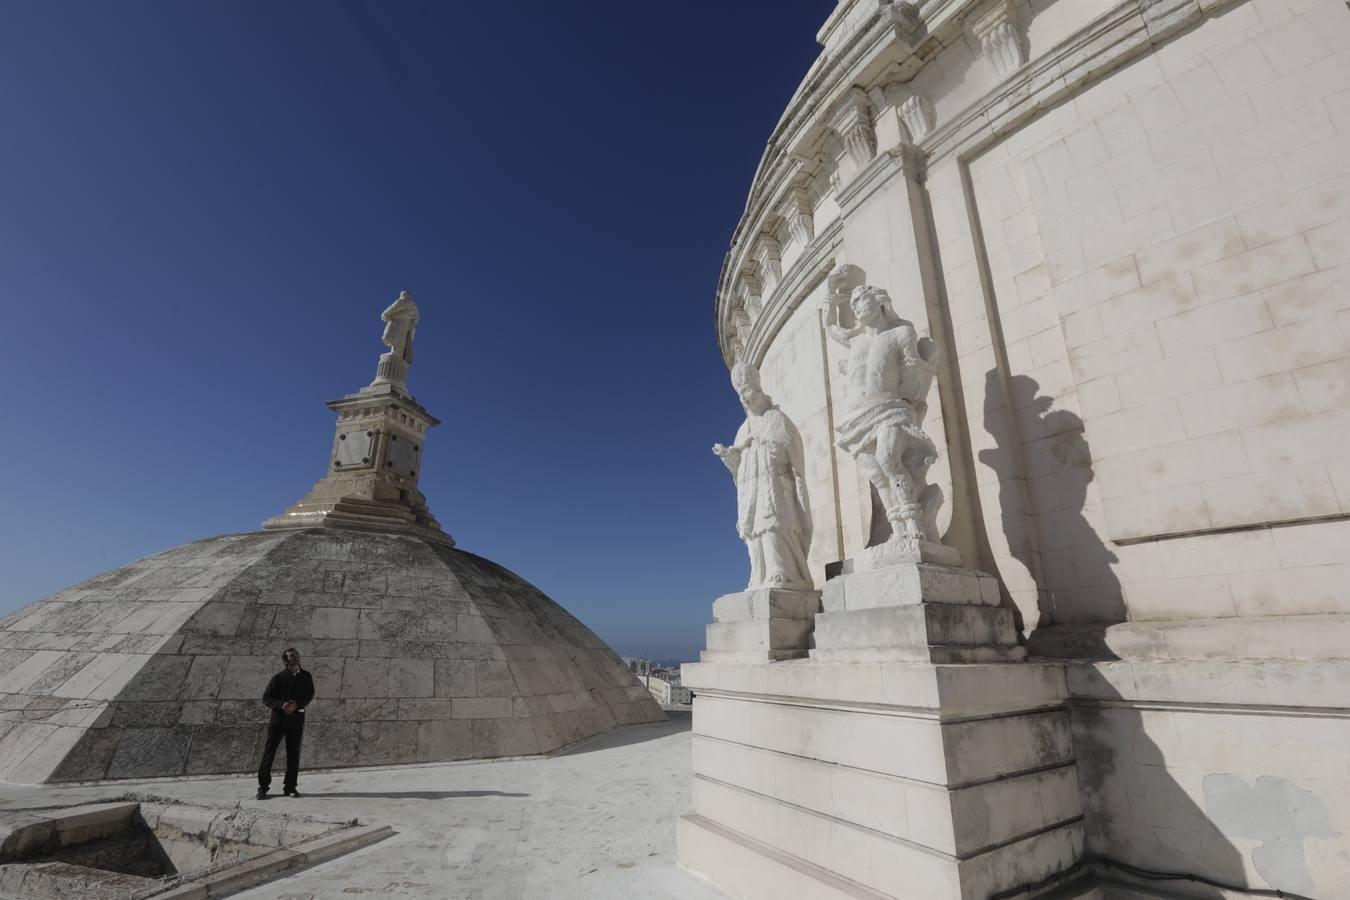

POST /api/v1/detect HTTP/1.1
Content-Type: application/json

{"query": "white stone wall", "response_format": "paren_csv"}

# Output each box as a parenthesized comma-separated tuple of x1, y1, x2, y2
(1071, 659, 1350, 896)
(931, 0, 1350, 629)
(710, 1, 1350, 896)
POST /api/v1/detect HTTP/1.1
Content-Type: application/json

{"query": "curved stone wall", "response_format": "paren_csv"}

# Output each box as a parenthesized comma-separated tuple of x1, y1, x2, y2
(716, 0, 1350, 637)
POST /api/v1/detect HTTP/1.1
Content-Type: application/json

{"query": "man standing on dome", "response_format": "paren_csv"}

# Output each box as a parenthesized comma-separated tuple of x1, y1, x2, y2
(257, 647, 314, 800)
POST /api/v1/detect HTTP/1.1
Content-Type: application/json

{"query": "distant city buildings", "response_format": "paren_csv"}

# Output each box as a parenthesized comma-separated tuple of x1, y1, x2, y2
(623, 657, 693, 708)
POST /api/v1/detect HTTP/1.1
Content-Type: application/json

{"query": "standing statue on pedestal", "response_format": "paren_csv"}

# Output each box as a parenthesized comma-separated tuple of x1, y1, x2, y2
(381, 291, 418, 362)
(826, 276, 943, 547)
(370, 291, 419, 391)
(713, 362, 814, 591)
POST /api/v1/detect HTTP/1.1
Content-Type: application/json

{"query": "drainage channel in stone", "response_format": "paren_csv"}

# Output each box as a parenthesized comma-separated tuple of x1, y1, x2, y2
(0, 794, 392, 899)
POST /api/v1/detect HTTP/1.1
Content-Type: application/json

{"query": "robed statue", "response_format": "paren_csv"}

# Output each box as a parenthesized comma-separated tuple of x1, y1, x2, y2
(826, 275, 943, 546)
(381, 291, 419, 363)
(713, 362, 814, 591)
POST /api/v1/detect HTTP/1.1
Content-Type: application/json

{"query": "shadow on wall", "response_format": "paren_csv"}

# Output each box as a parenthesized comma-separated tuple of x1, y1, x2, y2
(977, 369, 1125, 644)
(974, 372, 1330, 894)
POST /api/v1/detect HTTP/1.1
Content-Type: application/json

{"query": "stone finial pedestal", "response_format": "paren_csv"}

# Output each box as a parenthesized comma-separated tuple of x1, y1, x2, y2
(701, 589, 821, 664)
(678, 550, 1083, 900)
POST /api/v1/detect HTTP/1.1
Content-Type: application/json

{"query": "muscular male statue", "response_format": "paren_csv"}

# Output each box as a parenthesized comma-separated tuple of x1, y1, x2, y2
(713, 362, 813, 591)
(829, 283, 942, 544)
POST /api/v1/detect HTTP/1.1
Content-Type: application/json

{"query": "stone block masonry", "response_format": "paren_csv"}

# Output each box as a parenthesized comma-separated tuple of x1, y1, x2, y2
(0, 529, 662, 783)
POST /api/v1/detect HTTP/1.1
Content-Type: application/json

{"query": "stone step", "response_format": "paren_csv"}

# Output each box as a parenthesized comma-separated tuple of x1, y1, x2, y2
(678, 814, 892, 900)
(811, 604, 1021, 662)
(713, 588, 821, 622)
(0, 860, 160, 900)
(703, 618, 814, 662)
(823, 563, 1001, 613)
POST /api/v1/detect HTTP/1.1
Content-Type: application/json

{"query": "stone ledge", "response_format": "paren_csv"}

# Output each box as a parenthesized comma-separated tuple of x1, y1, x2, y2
(822, 564, 1001, 613)
(811, 605, 1021, 662)
(678, 813, 893, 900)
(682, 660, 1068, 718)
(689, 774, 1084, 898)
(1065, 657, 1350, 711)
(1030, 614, 1350, 664)
(691, 733, 1083, 857)
(712, 589, 821, 623)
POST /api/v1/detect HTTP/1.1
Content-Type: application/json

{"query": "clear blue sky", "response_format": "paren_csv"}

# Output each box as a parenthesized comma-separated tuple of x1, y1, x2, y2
(0, 2, 830, 661)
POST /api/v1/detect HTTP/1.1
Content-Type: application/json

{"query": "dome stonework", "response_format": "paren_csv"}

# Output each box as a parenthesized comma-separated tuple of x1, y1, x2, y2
(0, 529, 661, 783)
(0, 291, 661, 784)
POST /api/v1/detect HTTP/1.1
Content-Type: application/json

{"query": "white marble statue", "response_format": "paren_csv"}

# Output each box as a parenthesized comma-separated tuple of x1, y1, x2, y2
(827, 279, 943, 545)
(713, 362, 813, 591)
(381, 291, 419, 363)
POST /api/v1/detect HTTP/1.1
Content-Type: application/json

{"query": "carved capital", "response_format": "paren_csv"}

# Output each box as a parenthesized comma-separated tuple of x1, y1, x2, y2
(737, 270, 763, 317)
(886, 143, 928, 184)
(780, 184, 815, 248)
(827, 87, 877, 175)
(898, 94, 936, 142)
(967, 0, 1027, 80)
(753, 234, 783, 286)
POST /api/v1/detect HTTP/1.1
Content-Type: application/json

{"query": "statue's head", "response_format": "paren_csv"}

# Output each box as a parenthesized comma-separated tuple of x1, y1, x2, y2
(731, 361, 771, 414)
(850, 285, 891, 326)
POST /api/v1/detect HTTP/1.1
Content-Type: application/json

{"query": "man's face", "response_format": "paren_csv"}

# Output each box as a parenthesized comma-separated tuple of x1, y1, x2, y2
(737, 385, 767, 413)
(852, 293, 883, 325)
(287, 651, 301, 670)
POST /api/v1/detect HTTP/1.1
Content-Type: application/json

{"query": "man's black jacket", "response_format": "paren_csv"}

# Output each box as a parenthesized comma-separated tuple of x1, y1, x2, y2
(262, 668, 315, 720)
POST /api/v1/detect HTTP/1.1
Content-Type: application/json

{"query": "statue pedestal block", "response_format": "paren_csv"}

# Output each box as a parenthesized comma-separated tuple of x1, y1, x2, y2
(701, 588, 821, 664)
(679, 556, 1080, 899)
(811, 560, 1025, 663)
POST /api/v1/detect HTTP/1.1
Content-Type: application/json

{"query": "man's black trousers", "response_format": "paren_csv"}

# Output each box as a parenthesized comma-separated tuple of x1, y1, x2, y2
(258, 713, 304, 791)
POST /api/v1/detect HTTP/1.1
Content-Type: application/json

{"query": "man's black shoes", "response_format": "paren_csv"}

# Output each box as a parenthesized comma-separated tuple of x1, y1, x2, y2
(255, 788, 269, 800)
(283, 788, 301, 798)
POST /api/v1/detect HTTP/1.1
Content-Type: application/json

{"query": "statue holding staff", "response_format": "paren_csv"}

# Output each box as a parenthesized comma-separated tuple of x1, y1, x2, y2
(713, 362, 814, 591)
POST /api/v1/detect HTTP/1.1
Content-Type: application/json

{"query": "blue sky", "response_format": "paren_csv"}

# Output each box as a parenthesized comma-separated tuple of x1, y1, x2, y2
(0, 1, 830, 661)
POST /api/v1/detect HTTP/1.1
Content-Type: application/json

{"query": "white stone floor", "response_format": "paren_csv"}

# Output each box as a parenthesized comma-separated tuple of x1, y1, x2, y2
(0, 712, 728, 900)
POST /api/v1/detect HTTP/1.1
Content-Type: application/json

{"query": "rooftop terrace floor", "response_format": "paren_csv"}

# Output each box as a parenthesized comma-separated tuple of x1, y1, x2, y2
(0, 712, 726, 900)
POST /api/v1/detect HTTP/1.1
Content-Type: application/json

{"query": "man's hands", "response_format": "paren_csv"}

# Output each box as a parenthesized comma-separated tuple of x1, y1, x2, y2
(282, 701, 298, 715)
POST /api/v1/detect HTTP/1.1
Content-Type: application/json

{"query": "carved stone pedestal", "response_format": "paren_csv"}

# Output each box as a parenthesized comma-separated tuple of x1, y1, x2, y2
(678, 556, 1083, 900)
(701, 588, 821, 664)
(812, 560, 1025, 663)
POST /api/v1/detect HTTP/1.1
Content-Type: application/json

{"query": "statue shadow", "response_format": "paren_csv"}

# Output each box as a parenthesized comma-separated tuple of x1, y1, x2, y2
(975, 368, 1257, 894)
(976, 369, 1125, 644)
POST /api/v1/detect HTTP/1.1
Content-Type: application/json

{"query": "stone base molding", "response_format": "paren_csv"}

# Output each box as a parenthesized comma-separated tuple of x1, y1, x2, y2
(701, 589, 822, 664)
(678, 659, 1083, 900)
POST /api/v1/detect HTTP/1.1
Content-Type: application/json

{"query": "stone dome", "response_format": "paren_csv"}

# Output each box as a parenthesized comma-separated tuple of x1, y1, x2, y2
(0, 528, 663, 784)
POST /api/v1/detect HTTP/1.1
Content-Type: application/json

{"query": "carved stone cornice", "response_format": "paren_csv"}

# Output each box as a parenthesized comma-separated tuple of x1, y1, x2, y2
(967, 0, 1027, 79)
(753, 234, 783, 287)
(779, 183, 816, 249)
(827, 86, 878, 177)
(736, 270, 763, 318)
(898, 93, 936, 142)
(740, 218, 844, 368)
(836, 141, 928, 217)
